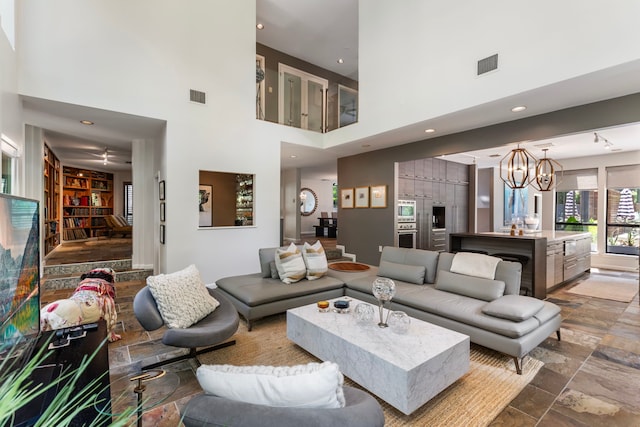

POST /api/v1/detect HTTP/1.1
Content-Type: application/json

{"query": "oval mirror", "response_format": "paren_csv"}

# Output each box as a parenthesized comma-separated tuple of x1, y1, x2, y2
(300, 188, 318, 216)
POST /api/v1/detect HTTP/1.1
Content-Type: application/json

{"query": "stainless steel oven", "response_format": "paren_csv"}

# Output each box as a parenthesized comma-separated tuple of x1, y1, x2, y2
(397, 223, 417, 248)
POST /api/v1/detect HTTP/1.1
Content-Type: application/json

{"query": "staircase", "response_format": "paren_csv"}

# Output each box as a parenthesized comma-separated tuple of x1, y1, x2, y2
(42, 259, 153, 291)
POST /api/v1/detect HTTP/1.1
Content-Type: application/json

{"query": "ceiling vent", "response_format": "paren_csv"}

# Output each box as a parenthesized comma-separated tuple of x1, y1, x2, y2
(190, 89, 206, 104)
(477, 54, 498, 75)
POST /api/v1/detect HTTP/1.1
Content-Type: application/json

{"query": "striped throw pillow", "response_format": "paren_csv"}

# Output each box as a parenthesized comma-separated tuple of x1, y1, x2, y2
(274, 243, 307, 284)
(303, 241, 328, 281)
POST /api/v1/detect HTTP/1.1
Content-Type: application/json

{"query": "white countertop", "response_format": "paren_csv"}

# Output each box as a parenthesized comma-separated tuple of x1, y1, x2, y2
(475, 230, 591, 242)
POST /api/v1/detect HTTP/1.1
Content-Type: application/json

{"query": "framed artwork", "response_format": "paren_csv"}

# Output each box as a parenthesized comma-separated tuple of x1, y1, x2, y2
(198, 184, 213, 227)
(341, 188, 354, 209)
(504, 185, 528, 224)
(160, 224, 165, 244)
(160, 202, 166, 222)
(370, 185, 387, 208)
(355, 186, 369, 208)
(159, 180, 166, 200)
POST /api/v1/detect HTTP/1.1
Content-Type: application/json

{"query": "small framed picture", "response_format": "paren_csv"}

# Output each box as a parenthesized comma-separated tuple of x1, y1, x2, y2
(160, 202, 166, 222)
(370, 185, 387, 208)
(355, 186, 369, 208)
(341, 188, 354, 209)
(160, 224, 165, 244)
(159, 180, 166, 201)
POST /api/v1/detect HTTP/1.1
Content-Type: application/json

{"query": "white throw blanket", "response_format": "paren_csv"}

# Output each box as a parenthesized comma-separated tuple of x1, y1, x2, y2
(450, 252, 501, 280)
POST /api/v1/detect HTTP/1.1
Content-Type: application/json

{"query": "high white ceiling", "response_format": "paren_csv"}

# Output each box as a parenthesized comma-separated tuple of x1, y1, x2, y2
(24, 1, 640, 179)
(256, 0, 358, 80)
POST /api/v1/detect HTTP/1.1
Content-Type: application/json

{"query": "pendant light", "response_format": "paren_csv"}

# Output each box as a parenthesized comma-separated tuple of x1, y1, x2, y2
(499, 144, 537, 189)
(531, 148, 563, 191)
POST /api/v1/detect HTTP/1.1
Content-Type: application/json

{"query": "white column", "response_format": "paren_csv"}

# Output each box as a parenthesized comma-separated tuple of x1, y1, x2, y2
(131, 138, 155, 270)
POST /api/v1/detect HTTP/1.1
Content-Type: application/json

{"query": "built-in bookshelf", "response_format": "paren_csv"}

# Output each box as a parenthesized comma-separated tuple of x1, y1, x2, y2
(43, 144, 61, 254)
(62, 166, 113, 240)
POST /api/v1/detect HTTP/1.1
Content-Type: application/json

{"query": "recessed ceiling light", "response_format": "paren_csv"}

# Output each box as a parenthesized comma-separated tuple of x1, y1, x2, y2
(424, 128, 435, 133)
(256, 23, 264, 30)
(289, 155, 297, 158)
(511, 106, 527, 112)
(337, 58, 344, 64)
(80, 120, 94, 125)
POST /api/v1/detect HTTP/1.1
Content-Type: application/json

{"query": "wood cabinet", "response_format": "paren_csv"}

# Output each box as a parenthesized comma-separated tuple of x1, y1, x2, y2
(43, 144, 61, 254)
(563, 236, 591, 283)
(399, 158, 469, 251)
(62, 167, 113, 240)
(546, 241, 564, 289)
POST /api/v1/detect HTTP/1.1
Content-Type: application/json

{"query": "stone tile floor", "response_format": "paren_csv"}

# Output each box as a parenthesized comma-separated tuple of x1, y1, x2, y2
(42, 268, 639, 426)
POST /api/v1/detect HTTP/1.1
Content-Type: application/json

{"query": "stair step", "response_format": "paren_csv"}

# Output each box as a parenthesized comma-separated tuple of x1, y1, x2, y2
(43, 259, 133, 277)
(43, 268, 153, 291)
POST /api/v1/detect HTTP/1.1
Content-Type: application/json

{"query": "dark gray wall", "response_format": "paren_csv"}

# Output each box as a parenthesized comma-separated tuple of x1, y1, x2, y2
(338, 92, 640, 264)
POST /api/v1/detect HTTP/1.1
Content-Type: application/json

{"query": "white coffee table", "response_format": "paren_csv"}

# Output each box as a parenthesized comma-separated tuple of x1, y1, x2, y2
(286, 298, 470, 415)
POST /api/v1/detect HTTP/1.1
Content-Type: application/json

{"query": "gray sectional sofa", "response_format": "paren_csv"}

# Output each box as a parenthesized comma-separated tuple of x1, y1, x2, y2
(216, 246, 561, 374)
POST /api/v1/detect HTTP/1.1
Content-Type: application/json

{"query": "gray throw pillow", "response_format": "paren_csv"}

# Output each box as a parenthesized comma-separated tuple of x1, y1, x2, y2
(482, 295, 545, 321)
(435, 270, 505, 301)
(378, 260, 426, 285)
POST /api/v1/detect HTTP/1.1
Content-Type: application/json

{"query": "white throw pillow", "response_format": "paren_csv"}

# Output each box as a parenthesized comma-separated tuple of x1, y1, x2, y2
(302, 241, 328, 280)
(450, 252, 501, 280)
(196, 361, 346, 409)
(274, 243, 307, 284)
(146, 264, 220, 329)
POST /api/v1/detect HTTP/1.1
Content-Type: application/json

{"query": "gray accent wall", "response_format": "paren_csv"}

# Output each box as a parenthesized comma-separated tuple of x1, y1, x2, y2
(338, 92, 640, 264)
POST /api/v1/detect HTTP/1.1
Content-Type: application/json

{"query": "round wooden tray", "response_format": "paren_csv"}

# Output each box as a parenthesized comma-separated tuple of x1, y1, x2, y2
(328, 262, 370, 272)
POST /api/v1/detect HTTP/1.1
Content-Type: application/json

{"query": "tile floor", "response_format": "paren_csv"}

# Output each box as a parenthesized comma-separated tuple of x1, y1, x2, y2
(42, 241, 639, 426)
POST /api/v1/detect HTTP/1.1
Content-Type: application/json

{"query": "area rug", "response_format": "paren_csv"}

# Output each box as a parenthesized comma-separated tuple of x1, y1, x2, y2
(567, 276, 639, 303)
(199, 314, 543, 427)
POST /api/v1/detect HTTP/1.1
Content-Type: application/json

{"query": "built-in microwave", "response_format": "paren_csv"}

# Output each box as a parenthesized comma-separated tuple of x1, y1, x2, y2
(397, 199, 416, 222)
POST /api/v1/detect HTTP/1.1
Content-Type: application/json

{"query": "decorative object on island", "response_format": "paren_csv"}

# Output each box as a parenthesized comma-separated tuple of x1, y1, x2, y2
(341, 188, 354, 209)
(370, 185, 387, 208)
(355, 186, 369, 208)
(372, 277, 396, 328)
(531, 148, 563, 191)
(500, 144, 537, 189)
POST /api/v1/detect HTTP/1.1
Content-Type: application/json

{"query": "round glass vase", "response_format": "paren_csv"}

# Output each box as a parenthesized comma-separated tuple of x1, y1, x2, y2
(388, 311, 411, 334)
(372, 278, 396, 327)
(353, 303, 375, 325)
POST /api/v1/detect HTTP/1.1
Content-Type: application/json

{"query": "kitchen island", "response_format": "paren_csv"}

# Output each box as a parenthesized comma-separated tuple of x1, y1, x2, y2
(450, 231, 591, 299)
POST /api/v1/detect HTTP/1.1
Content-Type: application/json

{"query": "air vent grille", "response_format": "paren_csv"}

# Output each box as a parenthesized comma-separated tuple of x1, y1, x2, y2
(190, 89, 206, 104)
(477, 54, 498, 75)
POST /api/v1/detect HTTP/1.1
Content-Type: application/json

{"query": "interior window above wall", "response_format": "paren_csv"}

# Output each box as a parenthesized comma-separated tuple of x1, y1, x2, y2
(199, 170, 254, 228)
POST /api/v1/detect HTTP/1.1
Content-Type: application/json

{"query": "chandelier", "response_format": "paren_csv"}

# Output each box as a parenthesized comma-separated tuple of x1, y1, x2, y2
(500, 144, 563, 192)
(531, 148, 563, 191)
(499, 144, 537, 189)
